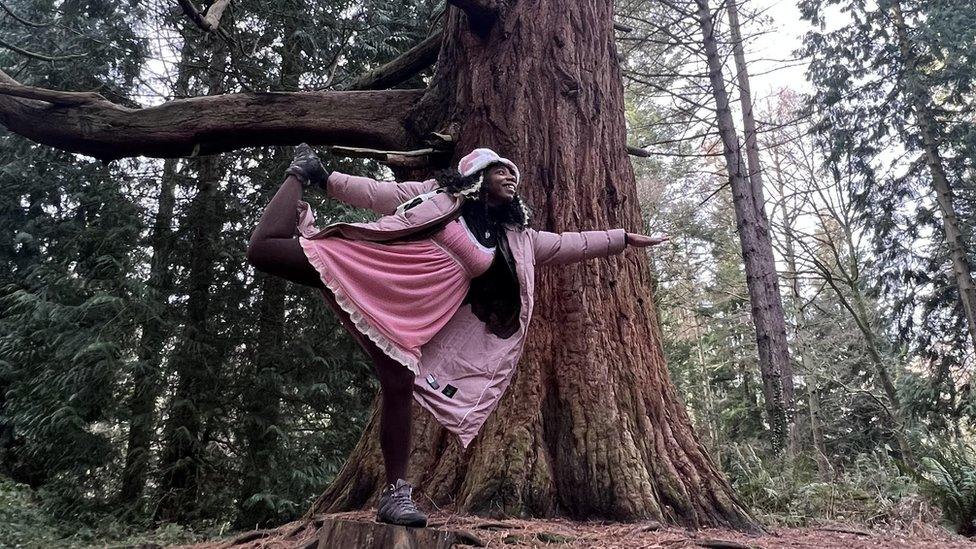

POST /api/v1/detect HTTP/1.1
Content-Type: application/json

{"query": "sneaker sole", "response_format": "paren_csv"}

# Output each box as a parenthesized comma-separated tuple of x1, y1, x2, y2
(375, 517, 428, 528)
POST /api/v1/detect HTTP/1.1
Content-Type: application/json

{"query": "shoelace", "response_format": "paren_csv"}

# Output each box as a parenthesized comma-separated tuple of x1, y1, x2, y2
(390, 484, 420, 512)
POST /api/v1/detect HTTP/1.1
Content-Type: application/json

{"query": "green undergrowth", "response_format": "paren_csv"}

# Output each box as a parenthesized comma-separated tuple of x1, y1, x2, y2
(724, 441, 975, 535)
(0, 477, 218, 549)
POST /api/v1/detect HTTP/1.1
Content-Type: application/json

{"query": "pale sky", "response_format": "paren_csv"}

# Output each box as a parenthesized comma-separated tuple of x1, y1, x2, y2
(745, 0, 814, 99)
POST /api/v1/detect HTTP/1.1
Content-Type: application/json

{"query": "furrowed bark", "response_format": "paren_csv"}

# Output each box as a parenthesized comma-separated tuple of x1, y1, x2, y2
(0, 73, 423, 160)
(316, 0, 756, 531)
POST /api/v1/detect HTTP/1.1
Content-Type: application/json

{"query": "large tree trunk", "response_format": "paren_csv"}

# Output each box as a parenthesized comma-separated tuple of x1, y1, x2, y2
(312, 0, 754, 529)
(695, 0, 790, 450)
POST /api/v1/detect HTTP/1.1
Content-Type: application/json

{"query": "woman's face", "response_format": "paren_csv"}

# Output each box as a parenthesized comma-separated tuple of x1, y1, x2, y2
(482, 163, 518, 207)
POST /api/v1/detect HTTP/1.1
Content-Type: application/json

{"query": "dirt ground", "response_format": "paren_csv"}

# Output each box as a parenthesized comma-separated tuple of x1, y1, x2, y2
(186, 510, 975, 549)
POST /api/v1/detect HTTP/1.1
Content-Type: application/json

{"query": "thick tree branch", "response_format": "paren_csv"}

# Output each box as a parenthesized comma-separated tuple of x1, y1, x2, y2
(0, 71, 424, 160)
(343, 31, 442, 91)
(448, 0, 498, 35)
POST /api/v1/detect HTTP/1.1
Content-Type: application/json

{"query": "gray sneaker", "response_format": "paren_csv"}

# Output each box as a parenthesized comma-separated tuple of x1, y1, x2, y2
(285, 143, 329, 190)
(376, 479, 428, 527)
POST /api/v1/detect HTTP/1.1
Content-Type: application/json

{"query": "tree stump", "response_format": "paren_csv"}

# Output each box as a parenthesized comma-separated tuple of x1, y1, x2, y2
(315, 517, 484, 548)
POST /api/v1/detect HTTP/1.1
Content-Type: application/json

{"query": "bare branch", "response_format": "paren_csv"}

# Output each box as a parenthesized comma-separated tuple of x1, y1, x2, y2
(203, 0, 231, 30)
(344, 31, 442, 91)
(0, 36, 85, 61)
(176, 0, 211, 31)
(328, 145, 448, 169)
(0, 81, 104, 105)
(177, 0, 232, 35)
(0, 0, 56, 27)
(627, 144, 721, 158)
(0, 70, 424, 160)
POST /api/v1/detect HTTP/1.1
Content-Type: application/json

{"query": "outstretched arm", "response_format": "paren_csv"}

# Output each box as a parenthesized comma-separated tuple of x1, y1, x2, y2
(326, 171, 440, 215)
(531, 228, 668, 266)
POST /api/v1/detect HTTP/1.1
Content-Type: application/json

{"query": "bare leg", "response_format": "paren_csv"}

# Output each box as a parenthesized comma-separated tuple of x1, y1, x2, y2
(246, 175, 323, 288)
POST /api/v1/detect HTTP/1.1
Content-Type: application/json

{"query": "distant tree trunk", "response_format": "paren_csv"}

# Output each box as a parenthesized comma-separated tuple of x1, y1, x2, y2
(890, 0, 976, 353)
(235, 15, 304, 527)
(691, 311, 719, 451)
(235, 274, 286, 527)
(767, 145, 831, 480)
(117, 157, 179, 506)
(311, 0, 755, 529)
(155, 42, 228, 523)
(154, 155, 224, 523)
(801, 168, 915, 464)
(695, 0, 791, 450)
(118, 38, 194, 507)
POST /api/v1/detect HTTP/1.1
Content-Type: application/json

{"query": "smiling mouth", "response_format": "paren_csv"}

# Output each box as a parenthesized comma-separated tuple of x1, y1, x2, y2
(502, 184, 517, 191)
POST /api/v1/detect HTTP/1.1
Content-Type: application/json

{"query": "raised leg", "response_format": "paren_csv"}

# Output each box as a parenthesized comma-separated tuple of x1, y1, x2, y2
(246, 175, 323, 288)
(250, 167, 419, 513)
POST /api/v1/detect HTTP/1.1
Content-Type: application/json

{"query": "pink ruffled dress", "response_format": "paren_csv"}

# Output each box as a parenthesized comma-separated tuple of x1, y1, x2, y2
(299, 216, 496, 375)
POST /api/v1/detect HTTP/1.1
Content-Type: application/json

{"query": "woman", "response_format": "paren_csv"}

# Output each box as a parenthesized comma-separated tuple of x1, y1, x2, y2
(246, 144, 667, 527)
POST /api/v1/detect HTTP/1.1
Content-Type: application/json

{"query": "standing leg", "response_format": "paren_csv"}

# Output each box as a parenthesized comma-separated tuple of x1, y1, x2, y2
(315, 275, 419, 489)
(370, 352, 427, 527)
(372, 354, 415, 484)
(250, 146, 426, 526)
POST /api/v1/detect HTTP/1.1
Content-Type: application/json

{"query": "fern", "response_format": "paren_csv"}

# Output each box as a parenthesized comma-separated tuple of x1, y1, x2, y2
(910, 442, 976, 536)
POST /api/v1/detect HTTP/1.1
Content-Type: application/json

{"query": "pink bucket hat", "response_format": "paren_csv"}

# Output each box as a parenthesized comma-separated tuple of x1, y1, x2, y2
(457, 148, 520, 183)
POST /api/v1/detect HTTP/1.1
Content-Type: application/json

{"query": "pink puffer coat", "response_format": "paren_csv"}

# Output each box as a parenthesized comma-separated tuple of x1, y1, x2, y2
(297, 171, 627, 447)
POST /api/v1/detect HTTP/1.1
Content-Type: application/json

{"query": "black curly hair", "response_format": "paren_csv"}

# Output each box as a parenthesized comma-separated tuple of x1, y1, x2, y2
(434, 163, 531, 229)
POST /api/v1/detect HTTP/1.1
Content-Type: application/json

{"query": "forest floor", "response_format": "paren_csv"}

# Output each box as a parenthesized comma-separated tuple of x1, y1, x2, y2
(180, 510, 974, 548)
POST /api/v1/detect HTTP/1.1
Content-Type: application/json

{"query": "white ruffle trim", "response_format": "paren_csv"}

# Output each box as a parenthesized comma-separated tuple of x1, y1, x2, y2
(299, 238, 420, 376)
